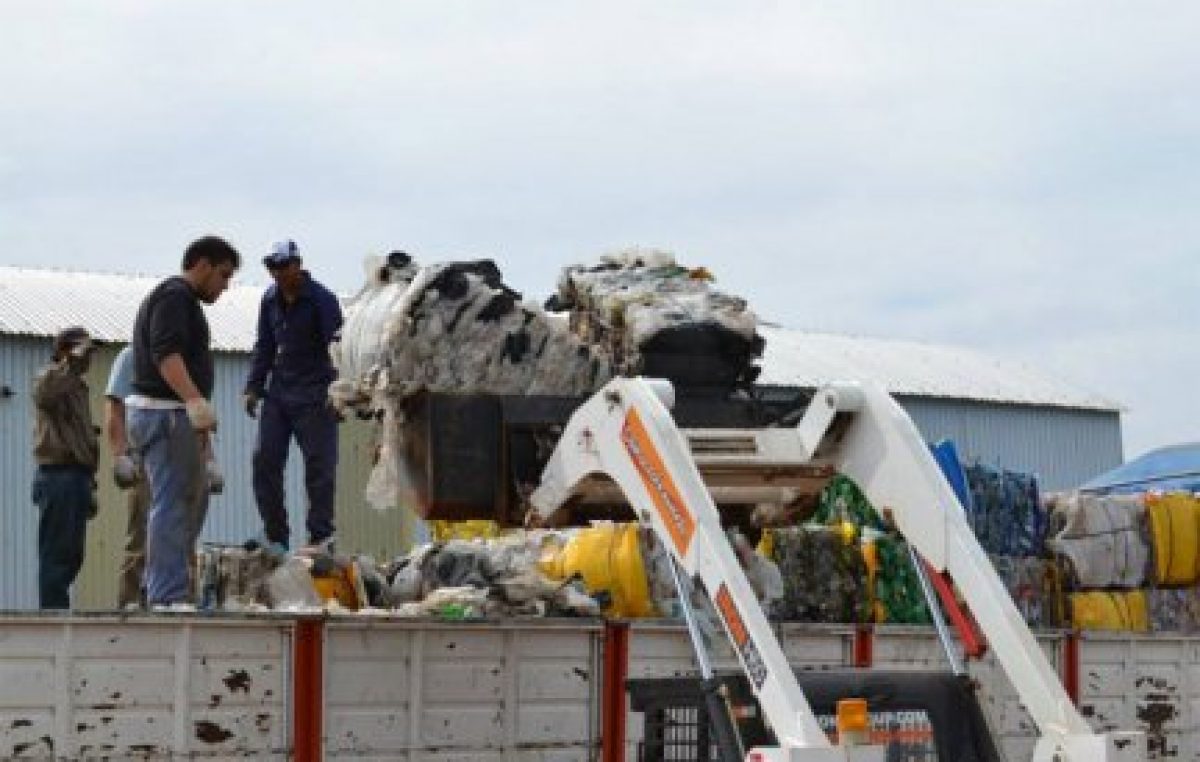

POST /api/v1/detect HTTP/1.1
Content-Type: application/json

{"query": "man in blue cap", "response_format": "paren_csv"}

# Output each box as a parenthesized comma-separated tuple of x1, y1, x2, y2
(244, 240, 344, 555)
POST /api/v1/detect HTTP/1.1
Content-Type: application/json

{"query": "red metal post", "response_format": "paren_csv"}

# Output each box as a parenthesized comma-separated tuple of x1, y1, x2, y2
(293, 618, 324, 762)
(1062, 631, 1080, 705)
(601, 621, 630, 762)
(852, 625, 874, 668)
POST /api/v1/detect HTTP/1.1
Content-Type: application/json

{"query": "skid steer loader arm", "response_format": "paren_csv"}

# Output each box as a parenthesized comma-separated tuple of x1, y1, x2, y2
(529, 377, 1143, 762)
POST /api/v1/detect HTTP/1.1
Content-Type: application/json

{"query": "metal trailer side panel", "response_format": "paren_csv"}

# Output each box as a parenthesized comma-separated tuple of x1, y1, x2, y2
(0, 616, 290, 759)
(323, 619, 602, 761)
(1078, 634, 1200, 760)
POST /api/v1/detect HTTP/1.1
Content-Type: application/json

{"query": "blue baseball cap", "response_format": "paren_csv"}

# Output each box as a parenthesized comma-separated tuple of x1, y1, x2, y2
(263, 239, 301, 268)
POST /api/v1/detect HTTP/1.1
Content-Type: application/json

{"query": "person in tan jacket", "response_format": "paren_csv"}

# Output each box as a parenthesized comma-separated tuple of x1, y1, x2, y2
(31, 326, 100, 609)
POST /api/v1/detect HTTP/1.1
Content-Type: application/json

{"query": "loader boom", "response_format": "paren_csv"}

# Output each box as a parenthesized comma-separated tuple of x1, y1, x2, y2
(529, 377, 1143, 762)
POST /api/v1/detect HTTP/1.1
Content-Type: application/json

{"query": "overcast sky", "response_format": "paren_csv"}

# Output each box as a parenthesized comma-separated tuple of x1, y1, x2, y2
(2, 2, 1196, 461)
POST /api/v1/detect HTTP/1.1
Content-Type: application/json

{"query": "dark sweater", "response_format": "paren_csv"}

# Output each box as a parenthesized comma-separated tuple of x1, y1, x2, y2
(131, 276, 213, 401)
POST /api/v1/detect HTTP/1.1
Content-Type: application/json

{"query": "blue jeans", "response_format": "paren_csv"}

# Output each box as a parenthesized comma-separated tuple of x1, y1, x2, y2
(127, 408, 209, 605)
(32, 465, 92, 609)
(252, 397, 338, 547)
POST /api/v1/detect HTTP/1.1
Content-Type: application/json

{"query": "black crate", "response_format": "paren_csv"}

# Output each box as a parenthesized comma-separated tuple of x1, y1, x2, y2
(628, 670, 1002, 762)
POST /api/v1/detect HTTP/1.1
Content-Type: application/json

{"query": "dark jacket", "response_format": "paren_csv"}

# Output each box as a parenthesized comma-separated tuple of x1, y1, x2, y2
(32, 360, 99, 471)
(245, 271, 342, 406)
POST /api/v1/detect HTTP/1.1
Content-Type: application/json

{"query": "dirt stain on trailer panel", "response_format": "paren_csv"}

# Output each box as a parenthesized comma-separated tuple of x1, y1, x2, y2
(195, 720, 235, 744)
(223, 669, 252, 693)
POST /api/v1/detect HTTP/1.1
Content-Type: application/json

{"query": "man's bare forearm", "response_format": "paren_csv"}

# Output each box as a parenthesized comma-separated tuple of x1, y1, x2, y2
(158, 354, 203, 402)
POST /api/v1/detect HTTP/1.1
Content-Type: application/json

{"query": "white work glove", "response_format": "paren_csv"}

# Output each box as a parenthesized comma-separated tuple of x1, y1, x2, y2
(113, 453, 139, 490)
(206, 460, 225, 495)
(185, 397, 218, 432)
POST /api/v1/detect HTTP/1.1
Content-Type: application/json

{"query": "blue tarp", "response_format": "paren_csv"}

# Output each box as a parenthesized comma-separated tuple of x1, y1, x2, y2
(1081, 442, 1200, 494)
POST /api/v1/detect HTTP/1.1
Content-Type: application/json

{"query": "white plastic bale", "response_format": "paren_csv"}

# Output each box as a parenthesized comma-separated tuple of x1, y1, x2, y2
(332, 257, 611, 410)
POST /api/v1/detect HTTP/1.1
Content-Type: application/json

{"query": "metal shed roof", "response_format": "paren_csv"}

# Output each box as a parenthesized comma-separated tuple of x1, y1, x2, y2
(0, 265, 1120, 411)
(0, 264, 259, 351)
(757, 323, 1120, 412)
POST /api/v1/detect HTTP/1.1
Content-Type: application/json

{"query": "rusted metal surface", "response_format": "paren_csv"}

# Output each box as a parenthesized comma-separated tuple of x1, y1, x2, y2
(601, 621, 630, 762)
(0, 616, 290, 759)
(293, 619, 323, 762)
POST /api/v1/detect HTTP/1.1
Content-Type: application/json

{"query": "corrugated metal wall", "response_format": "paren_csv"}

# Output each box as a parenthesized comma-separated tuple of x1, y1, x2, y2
(899, 396, 1123, 491)
(0, 336, 51, 610)
(1, 339, 416, 610)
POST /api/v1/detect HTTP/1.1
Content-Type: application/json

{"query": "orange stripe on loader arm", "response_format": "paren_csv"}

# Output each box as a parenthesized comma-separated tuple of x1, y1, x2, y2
(621, 409, 697, 557)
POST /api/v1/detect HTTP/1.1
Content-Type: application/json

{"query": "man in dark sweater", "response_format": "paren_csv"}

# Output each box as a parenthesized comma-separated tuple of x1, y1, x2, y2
(243, 240, 343, 554)
(127, 236, 240, 607)
(31, 326, 101, 608)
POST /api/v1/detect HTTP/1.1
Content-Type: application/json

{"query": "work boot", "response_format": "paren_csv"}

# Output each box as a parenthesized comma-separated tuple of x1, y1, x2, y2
(244, 534, 289, 561)
(299, 535, 336, 556)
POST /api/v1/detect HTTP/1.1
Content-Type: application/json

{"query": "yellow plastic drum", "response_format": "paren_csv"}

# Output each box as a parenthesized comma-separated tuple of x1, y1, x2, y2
(539, 523, 655, 618)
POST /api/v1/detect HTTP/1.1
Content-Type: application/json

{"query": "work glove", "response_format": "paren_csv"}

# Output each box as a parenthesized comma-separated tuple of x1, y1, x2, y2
(243, 391, 260, 419)
(185, 397, 218, 432)
(206, 460, 225, 495)
(113, 453, 139, 490)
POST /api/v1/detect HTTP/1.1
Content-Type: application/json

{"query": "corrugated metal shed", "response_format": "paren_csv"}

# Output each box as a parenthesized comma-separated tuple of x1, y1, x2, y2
(0, 265, 1124, 606)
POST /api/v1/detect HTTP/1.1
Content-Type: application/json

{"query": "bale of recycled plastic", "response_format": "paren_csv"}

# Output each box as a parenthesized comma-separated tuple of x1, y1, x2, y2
(963, 464, 1048, 556)
(330, 254, 612, 410)
(1146, 587, 1200, 633)
(769, 526, 869, 624)
(988, 554, 1068, 629)
(547, 248, 762, 393)
(1070, 590, 1148, 632)
(1144, 492, 1200, 586)
(865, 534, 931, 625)
(1046, 492, 1148, 589)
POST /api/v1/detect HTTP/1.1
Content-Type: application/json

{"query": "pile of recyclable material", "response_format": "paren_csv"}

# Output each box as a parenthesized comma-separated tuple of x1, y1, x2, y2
(386, 535, 601, 618)
(1045, 492, 1149, 589)
(193, 544, 385, 613)
(195, 544, 278, 611)
(988, 554, 1068, 629)
(330, 252, 611, 412)
(546, 249, 763, 392)
(963, 463, 1048, 556)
